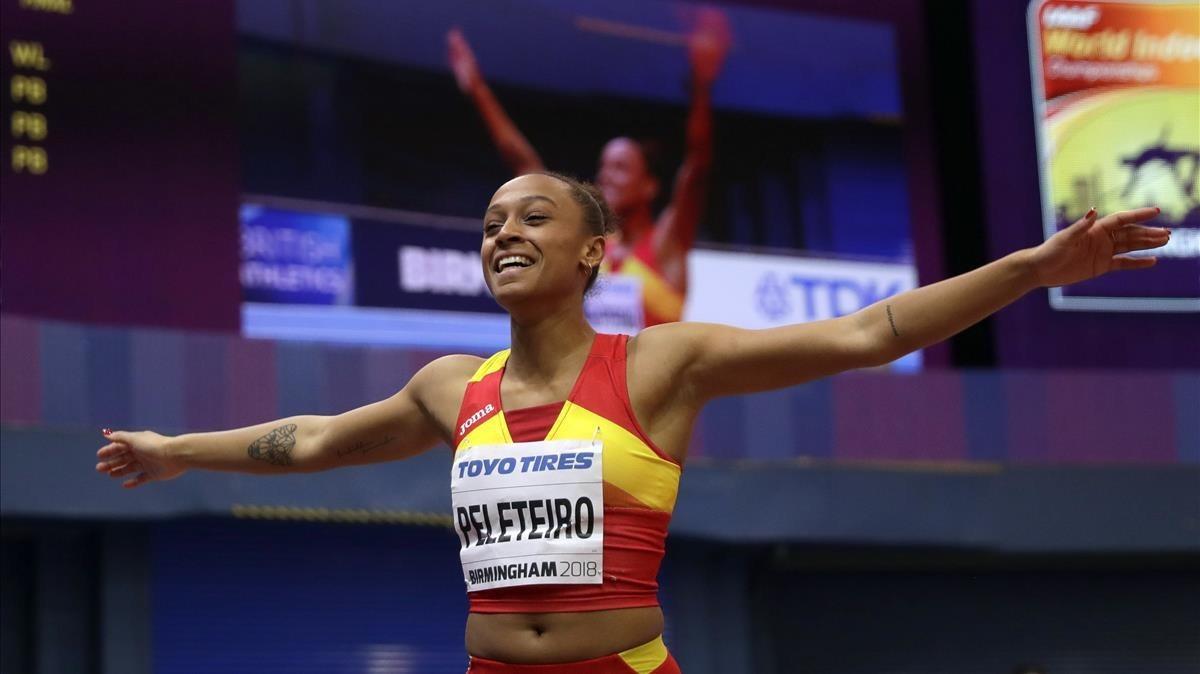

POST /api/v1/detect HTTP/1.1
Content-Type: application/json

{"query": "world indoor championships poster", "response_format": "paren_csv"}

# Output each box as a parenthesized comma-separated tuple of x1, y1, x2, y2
(1028, 1, 1199, 311)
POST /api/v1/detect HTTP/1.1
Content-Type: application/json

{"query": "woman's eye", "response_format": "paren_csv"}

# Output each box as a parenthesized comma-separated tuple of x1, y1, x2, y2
(524, 214, 546, 223)
(484, 223, 501, 233)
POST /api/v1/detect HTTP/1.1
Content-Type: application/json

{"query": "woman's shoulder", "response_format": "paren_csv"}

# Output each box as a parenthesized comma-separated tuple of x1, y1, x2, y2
(405, 354, 489, 424)
(628, 323, 709, 365)
(415, 354, 487, 385)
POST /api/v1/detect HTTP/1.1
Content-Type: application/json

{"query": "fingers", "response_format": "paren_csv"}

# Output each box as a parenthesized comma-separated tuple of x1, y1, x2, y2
(101, 428, 127, 443)
(97, 454, 139, 474)
(1112, 225, 1171, 254)
(96, 456, 130, 472)
(1098, 206, 1160, 230)
(1111, 255, 1157, 271)
(107, 463, 141, 478)
(97, 433, 135, 474)
(105, 429, 132, 444)
(97, 456, 131, 474)
(97, 427, 151, 487)
(1065, 207, 1098, 232)
(447, 27, 473, 55)
(96, 443, 128, 460)
(99, 457, 149, 486)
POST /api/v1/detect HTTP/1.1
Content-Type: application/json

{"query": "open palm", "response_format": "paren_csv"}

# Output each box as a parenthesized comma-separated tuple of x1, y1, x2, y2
(1028, 206, 1169, 288)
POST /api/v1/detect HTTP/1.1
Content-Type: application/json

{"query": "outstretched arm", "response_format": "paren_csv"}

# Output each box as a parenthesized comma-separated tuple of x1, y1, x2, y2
(447, 28, 544, 176)
(95, 355, 477, 488)
(637, 207, 1168, 401)
(653, 9, 731, 259)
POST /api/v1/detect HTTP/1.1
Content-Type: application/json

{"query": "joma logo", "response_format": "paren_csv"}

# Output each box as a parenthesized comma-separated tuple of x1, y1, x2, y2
(459, 404, 496, 436)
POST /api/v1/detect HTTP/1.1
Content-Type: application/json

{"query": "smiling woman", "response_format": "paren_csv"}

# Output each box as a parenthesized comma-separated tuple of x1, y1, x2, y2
(96, 171, 1166, 672)
(484, 173, 616, 301)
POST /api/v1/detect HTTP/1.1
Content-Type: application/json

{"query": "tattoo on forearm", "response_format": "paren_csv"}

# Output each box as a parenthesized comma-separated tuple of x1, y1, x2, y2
(247, 424, 297, 466)
(336, 435, 396, 458)
(886, 304, 900, 337)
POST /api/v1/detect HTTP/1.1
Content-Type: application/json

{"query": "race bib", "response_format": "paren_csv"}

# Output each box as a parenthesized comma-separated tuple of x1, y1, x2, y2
(451, 438, 604, 591)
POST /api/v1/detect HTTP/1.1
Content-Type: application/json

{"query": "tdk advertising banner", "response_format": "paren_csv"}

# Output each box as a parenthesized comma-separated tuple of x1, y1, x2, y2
(683, 250, 917, 327)
(1028, 1, 1200, 311)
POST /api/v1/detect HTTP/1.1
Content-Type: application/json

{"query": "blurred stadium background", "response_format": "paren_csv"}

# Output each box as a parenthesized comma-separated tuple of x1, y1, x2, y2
(1, 0, 1197, 673)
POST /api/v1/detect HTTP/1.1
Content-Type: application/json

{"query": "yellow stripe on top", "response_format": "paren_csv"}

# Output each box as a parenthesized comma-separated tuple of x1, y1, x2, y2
(549, 401, 680, 513)
(618, 635, 671, 673)
(618, 256, 684, 323)
(457, 411, 512, 449)
(469, 349, 510, 382)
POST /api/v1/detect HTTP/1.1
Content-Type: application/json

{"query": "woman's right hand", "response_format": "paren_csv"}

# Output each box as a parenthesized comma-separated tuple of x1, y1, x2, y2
(688, 8, 732, 87)
(447, 27, 483, 94)
(95, 429, 187, 488)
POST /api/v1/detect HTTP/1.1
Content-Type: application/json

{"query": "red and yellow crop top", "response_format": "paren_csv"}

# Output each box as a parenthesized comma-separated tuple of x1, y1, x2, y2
(452, 333, 681, 613)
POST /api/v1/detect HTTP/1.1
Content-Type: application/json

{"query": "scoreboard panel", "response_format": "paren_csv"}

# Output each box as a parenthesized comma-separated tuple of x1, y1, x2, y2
(0, 0, 241, 330)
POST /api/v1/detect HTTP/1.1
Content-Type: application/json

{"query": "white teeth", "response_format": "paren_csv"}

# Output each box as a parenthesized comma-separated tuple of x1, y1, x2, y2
(496, 255, 533, 272)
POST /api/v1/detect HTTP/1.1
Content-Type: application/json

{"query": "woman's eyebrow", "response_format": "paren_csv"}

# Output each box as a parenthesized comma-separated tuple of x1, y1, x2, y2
(484, 194, 558, 217)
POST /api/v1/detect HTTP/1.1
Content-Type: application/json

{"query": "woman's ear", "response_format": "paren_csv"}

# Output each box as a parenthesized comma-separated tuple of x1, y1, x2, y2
(583, 235, 606, 270)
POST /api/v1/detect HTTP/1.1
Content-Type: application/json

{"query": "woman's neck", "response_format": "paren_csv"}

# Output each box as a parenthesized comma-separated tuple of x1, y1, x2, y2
(507, 303, 595, 384)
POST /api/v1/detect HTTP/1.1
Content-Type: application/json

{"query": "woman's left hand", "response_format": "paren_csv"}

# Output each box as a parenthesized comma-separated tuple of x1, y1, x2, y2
(1026, 206, 1170, 288)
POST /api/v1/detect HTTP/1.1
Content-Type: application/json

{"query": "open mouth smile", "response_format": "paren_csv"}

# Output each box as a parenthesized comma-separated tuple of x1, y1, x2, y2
(493, 254, 536, 277)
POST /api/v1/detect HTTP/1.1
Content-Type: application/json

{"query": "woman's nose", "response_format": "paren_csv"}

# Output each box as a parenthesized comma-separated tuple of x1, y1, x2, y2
(496, 218, 524, 242)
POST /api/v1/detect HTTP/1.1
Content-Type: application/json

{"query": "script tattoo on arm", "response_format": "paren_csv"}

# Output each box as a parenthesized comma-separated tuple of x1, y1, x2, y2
(247, 423, 298, 466)
(885, 304, 901, 337)
(336, 435, 396, 459)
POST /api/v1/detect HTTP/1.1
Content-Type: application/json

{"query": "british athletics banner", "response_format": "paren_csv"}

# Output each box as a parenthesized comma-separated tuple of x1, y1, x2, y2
(1027, 0, 1200, 311)
(240, 205, 353, 306)
(239, 201, 645, 346)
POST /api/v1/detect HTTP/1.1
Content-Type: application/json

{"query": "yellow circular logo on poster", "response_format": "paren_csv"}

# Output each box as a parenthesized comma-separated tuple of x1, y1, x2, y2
(1048, 88, 1199, 224)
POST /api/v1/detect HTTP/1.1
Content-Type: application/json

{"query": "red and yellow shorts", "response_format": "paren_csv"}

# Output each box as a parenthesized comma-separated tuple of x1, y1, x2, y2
(467, 635, 681, 673)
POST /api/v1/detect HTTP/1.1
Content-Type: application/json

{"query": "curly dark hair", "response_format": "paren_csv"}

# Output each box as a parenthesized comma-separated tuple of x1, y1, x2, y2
(535, 171, 618, 292)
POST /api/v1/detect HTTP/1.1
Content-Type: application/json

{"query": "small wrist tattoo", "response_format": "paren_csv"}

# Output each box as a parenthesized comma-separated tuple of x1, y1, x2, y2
(886, 304, 900, 337)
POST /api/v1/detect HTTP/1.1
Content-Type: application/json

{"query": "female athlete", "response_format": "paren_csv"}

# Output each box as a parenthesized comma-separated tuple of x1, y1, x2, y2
(96, 172, 1166, 672)
(446, 9, 731, 325)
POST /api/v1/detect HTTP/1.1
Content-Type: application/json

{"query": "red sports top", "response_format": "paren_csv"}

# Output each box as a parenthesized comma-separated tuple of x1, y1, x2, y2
(452, 333, 682, 613)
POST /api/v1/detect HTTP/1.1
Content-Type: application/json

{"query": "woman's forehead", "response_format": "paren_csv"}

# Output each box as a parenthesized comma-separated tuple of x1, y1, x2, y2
(601, 138, 645, 165)
(489, 174, 568, 208)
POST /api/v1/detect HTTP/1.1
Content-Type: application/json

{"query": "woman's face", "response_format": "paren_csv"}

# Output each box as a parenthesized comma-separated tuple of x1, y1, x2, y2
(481, 174, 603, 311)
(597, 138, 659, 217)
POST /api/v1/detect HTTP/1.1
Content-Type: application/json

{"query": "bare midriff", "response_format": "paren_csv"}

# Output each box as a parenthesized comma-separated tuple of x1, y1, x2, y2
(465, 606, 664, 663)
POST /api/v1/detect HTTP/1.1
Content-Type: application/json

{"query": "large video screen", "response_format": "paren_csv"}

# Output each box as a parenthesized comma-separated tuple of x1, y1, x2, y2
(1028, 0, 1199, 312)
(237, 0, 918, 366)
(0, 0, 241, 330)
(1, 0, 918, 356)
